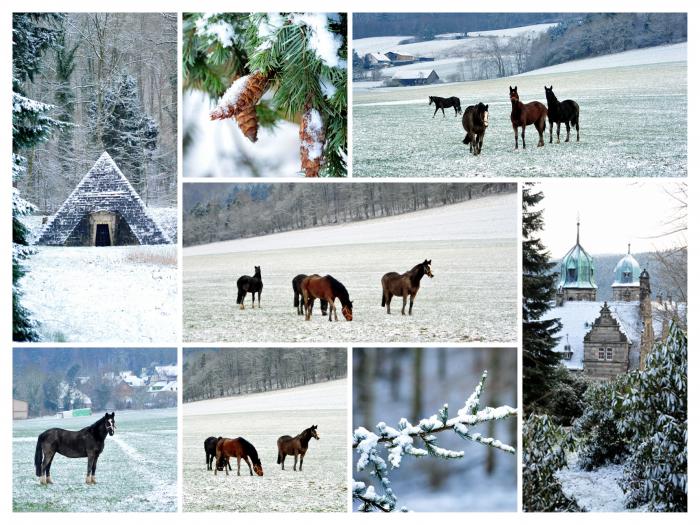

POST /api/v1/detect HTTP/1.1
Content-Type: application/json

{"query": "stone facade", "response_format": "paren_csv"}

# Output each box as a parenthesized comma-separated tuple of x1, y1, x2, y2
(583, 302, 630, 380)
(638, 269, 654, 370)
(556, 287, 597, 305)
(36, 152, 170, 246)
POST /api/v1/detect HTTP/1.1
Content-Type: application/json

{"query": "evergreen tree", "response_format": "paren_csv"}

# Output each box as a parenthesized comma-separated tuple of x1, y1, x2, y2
(617, 323, 687, 511)
(522, 184, 562, 413)
(12, 13, 65, 341)
(183, 13, 347, 177)
(99, 73, 159, 197)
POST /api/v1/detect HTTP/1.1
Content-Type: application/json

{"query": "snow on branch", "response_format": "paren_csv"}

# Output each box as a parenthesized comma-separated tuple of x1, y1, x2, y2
(353, 370, 517, 512)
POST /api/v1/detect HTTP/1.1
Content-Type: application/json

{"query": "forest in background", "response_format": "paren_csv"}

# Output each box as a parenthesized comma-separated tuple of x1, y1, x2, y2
(15, 13, 178, 212)
(183, 182, 515, 246)
(183, 348, 346, 403)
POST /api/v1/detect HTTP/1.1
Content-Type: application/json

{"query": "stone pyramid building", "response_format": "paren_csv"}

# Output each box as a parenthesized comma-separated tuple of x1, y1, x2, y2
(36, 152, 170, 246)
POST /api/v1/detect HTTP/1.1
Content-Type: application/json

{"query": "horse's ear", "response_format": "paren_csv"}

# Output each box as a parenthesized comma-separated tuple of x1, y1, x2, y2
(110, 412, 115, 417)
(485, 105, 489, 110)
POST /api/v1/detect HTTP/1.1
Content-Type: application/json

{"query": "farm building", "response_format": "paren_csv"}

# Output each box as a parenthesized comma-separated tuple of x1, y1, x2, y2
(385, 51, 416, 64)
(36, 152, 170, 247)
(391, 69, 440, 86)
(364, 52, 391, 68)
(13, 399, 28, 420)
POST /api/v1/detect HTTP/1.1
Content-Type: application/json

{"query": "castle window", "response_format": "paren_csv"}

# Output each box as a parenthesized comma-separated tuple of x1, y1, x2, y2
(606, 348, 613, 361)
(598, 348, 605, 360)
(567, 268, 576, 281)
(563, 343, 573, 360)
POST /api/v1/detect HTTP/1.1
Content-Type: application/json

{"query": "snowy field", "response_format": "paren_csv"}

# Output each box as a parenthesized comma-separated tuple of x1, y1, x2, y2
(19, 245, 177, 343)
(353, 47, 686, 178)
(13, 408, 177, 512)
(183, 380, 347, 512)
(183, 194, 517, 343)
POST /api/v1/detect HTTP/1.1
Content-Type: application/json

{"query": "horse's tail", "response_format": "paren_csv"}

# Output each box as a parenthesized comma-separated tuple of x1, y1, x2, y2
(236, 286, 244, 304)
(294, 292, 299, 308)
(34, 435, 44, 476)
(277, 450, 282, 464)
(462, 133, 471, 145)
(381, 291, 386, 307)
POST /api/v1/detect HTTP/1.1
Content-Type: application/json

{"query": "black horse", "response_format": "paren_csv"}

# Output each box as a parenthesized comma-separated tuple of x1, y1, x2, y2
(34, 412, 115, 485)
(236, 266, 263, 309)
(292, 274, 328, 316)
(462, 103, 489, 155)
(429, 96, 462, 118)
(544, 85, 580, 143)
(204, 436, 231, 471)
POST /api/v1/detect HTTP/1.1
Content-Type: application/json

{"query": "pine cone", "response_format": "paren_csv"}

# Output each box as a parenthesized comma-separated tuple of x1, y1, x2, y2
(210, 71, 270, 142)
(299, 104, 325, 177)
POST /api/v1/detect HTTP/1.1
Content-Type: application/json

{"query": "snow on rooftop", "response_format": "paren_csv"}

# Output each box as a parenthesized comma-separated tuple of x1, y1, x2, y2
(392, 69, 436, 80)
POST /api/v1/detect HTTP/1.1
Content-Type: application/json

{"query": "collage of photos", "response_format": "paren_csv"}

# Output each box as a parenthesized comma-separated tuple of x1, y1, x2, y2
(8, 8, 689, 520)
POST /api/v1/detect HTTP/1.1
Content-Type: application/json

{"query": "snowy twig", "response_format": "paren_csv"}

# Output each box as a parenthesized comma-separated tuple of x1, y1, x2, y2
(353, 371, 517, 511)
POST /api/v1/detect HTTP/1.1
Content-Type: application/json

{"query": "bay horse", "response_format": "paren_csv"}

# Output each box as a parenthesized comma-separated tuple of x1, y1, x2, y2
(509, 86, 547, 149)
(544, 85, 580, 143)
(462, 103, 489, 155)
(215, 437, 263, 476)
(236, 266, 262, 309)
(292, 274, 328, 316)
(277, 425, 320, 471)
(301, 274, 353, 322)
(204, 436, 231, 471)
(381, 259, 434, 315)
(34, 412, 115, 485)
(429, 96, 461, 118)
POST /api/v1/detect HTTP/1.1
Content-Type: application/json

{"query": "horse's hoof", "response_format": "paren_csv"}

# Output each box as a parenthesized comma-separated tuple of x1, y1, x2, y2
(46, 476, 53, 485)
(39, 476, 46, 485)
(85, 476, 91, 484)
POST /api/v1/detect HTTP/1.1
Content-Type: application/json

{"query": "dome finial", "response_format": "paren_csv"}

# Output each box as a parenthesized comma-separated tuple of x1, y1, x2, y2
(627, 243, 631, 254)
(576, 213, 580, 245)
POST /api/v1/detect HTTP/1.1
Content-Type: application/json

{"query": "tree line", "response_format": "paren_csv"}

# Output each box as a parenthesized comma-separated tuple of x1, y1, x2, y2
(184, 182, 515, 246)
(183, 348, 347, 403)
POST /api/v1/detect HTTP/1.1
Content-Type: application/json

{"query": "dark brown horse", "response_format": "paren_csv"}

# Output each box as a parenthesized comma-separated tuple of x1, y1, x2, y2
(509, 86, 547, 149)
(236, 266, 262, 309)
(381, 259, 434, 315)
(544, 85, 580, 143)
(301, 274, 353, 321)
(429, 96, 461, 117)
(215, 437, 263, 476)
(292, 274, 328, 316)
(277, 425, 320, 471)
(462, 103, 489, 155)
(204, 436, 231, 471)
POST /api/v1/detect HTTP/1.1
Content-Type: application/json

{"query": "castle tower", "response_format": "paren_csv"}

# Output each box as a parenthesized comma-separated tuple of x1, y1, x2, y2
(555, 219, 597, 306)
(638, 268, 654, 370)
(583, 302, 630, 380)
(611, 244, 642, 301)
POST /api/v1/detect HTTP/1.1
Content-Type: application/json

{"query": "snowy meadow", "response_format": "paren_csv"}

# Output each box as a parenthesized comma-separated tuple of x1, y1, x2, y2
(353, 47, 686, 178)
(183, 194, 517, 343)
(13, 408, 177, 512)
(183, 380, 347, 512)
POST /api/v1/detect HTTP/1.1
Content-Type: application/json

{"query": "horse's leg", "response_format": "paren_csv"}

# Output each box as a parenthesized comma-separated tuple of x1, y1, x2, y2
(401, 293, 407, 315)
(86, 453, 94, 484)
(564, 121, 570, 142)
(556, 122, 561, 143)
(386, 293, 392, 314)
(441, 107, 446, 118)
(303, 292, 311, 321)
(258, 290, 262, 308)
(538, 120, 545, 147)
(243, 456, 253, 476)
(521, 126, 526, 149)
(42, 449, 56, 484)
(409, 292, 417, 315)
(513, 125, 519, 149)
(548, 120, 553, 143)
(45, 453, 55, 484)
(293, 453, 298, 471)
(91, 453, 99, 484)
(236, 456, 242, 476)
(433, 106, 438, 118)
(300, 453, 305, 471)
(281, 453, 285, 470)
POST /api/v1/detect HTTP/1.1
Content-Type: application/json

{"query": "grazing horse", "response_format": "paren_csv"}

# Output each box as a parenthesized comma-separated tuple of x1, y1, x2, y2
(381, 259, 434, 315)
(509, 86, 547, 149)
(34, 412, 115, 485)
(236, 266, 263, 309)
(292, 274, 328, 316)
(544, 85, 580, 143)
(429, 96, 462, 118)
(277, 425, 320, 471)
(301, 274, 353, 322)
(215, 437, 263, 476)
(204, 436, 231, 471)
(462, 103, 489, 155)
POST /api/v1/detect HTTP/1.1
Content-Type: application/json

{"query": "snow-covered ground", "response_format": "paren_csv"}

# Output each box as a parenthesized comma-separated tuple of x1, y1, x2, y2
(183, 379, 347, 512)
(19, 246, 177, 343)
(555, 452, 633, 512)
(467, 23, 558, 38)
(353, 349, 517, 511)
(353, 47, 686, 178)
(184, 91, 302, 177)
(183, 194, 517, 343)
(13, 408, 177, 512)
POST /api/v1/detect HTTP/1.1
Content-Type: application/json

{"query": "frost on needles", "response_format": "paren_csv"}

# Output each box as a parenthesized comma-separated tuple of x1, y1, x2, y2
(352, 371, 517, 512)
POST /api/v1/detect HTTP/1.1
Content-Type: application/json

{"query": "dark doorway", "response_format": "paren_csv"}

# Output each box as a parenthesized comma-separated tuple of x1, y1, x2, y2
(95, 224, 111, 246)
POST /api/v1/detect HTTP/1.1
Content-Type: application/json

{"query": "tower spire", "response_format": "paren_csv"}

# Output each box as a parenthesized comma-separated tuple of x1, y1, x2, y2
(576, 213, 580, 245)
(628, 243, 631, 254)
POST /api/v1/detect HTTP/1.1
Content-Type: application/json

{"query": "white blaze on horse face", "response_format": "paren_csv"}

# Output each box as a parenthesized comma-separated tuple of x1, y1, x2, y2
(106, 418, 115, 435)
(483, 111, 489, 127)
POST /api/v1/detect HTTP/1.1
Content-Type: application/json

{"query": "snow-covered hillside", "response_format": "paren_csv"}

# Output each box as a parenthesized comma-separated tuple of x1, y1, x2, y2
(183, 379, 347, 512)
(13, 409, 177, 512)
(183, 194, 518, 343)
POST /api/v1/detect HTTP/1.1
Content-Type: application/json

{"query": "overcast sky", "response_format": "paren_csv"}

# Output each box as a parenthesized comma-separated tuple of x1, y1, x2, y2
(536, 180, 686, 256)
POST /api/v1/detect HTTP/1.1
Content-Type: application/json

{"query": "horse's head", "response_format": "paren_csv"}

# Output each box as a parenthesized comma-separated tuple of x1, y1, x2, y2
(428, 96, 433, 106)
(342, 302, 353, 321)
(423, 259, 434, 278)
(310, 425, 320, 440)
(253, 462, 264, 476)
(544, 85, 555, 102)
(104, 412, 116, 436)
(509, 86, 519, 102)
(479, 103, 489, 128)
(254, 265, 261, 277)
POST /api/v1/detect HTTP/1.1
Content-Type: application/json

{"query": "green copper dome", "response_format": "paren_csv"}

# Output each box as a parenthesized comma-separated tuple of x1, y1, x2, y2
(558, 222, 597, 290)
(613, 245, 641, 286)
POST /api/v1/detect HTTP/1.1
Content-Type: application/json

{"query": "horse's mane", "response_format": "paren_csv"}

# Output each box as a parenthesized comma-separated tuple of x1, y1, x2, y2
(82, 413, 108, 434)
(325, 275, 350, 304)
(296, 426, 315, 441)
(237, 437, 261, 465)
